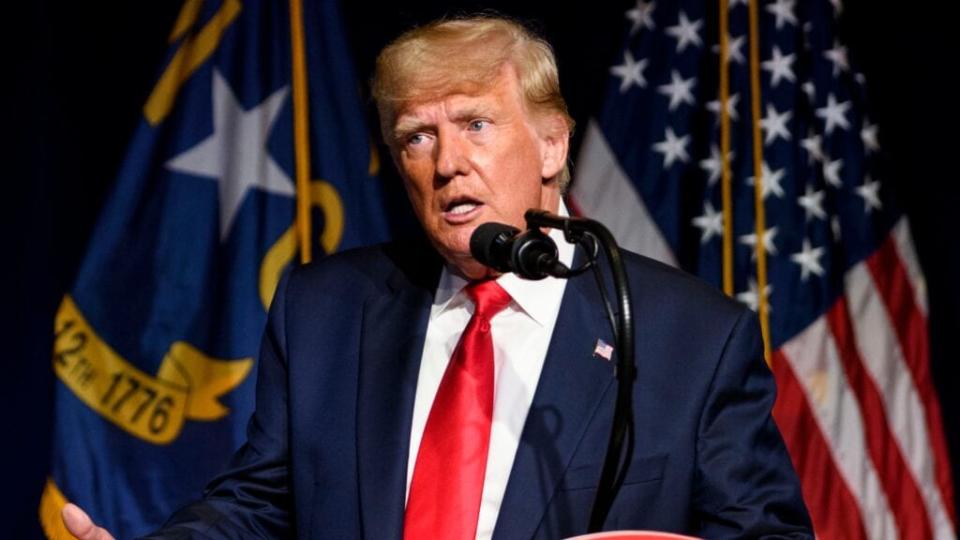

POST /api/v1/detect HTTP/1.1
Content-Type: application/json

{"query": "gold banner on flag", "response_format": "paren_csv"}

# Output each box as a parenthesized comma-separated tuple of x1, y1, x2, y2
(53, 295, 253, 445)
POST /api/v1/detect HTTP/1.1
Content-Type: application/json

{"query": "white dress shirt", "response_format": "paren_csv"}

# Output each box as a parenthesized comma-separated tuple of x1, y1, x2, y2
(405, 206, 576, 540)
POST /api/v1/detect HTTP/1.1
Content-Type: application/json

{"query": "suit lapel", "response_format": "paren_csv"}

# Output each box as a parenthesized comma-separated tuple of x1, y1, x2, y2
(356, 245, 439, 540)
(492, 270, 616, 539)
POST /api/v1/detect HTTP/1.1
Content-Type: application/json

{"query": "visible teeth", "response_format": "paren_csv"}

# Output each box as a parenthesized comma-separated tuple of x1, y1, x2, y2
(449, 202, 478, 215)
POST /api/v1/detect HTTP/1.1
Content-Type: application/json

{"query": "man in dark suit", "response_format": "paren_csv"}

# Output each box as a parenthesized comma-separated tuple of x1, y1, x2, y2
(63, 15, 812, 539)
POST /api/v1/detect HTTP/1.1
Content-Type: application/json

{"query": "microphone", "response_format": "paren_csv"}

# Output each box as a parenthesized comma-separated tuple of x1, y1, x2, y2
(470, 222, 570, 280)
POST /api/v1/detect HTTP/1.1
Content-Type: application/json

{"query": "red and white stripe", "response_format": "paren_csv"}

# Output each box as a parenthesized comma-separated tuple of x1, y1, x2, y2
(848, 244, 954, 538)
(570, 129, 956, 537)
(776, 317, 897, 539)
(891, 220, 929, 317)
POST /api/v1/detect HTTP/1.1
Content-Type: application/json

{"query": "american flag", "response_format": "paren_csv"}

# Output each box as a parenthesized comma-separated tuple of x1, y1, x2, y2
(594, 338, 615, 361)
(569, 0, 956, 537)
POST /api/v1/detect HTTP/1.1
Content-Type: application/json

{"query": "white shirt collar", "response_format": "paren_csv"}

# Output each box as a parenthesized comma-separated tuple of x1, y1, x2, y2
(432, 201, 575, 327)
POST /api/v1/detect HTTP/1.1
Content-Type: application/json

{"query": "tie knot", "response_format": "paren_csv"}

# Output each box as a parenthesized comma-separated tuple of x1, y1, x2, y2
(465, 280, 512, 320)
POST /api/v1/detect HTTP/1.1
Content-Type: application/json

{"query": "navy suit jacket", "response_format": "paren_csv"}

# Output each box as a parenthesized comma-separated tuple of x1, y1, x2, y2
(143, 239, 812, 539)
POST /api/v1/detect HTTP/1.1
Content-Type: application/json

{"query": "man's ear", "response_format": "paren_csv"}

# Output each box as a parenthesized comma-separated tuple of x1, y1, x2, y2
(538, 113, 570, 180)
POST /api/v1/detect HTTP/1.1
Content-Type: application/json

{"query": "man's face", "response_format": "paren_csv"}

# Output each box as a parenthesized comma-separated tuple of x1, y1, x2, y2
(389, 65, 568, 279)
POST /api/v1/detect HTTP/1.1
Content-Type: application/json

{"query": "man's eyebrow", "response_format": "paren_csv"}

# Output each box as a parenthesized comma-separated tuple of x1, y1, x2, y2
(449, 105, 494, 122)
(392, 117, 429, 140)
(392, 104, 497, 140)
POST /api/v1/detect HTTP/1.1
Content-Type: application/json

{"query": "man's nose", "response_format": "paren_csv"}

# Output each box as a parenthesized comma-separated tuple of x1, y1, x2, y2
(434, 129, 469, 179)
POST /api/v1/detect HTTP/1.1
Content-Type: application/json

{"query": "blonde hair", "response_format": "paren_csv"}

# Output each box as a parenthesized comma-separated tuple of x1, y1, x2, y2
(372, 15, 574, 189)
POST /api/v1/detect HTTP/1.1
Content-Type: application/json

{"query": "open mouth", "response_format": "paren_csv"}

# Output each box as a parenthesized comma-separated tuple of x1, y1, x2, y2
(442, 196, 483, 221)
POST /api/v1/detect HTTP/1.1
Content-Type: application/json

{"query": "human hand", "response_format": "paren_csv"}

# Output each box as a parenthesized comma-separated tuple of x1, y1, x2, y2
(61, 503, 116, 540)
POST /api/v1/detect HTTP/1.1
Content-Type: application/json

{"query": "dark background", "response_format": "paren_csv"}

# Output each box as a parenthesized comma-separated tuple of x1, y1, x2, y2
(4, 1, 956, 537)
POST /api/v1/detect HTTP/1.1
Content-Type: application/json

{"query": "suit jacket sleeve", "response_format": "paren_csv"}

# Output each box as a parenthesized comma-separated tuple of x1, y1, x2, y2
(692, 307, 812, 537)
(138, 271, 295, 539)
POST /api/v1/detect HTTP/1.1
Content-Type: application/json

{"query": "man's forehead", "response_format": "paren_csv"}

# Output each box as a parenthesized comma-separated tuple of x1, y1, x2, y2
(396, 93, 493, 121)
(391, 68, 524, 130)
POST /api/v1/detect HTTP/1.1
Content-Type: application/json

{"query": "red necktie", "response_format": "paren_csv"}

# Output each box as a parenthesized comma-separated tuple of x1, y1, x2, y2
(404, 280, 512, 540)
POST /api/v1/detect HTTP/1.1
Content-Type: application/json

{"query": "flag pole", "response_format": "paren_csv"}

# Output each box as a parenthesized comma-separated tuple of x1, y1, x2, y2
(747, 0, 772, 363)
(719, 0, 734, 299)
(290, 0, 313, 264)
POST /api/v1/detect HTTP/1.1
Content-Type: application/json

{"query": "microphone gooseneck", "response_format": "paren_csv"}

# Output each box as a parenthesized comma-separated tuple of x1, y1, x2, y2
(471, 210, 637, 532)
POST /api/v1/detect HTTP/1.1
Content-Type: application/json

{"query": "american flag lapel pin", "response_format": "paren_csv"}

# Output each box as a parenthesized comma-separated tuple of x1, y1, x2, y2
(593, 338, 614, 361)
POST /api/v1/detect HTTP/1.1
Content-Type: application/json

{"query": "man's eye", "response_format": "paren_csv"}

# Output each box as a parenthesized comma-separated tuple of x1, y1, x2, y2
(407, 133, 425, 145)
(468, 120, 488, 131)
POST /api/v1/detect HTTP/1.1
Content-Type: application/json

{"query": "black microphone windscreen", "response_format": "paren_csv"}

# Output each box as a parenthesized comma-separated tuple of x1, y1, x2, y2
(470, 222, 519, 271)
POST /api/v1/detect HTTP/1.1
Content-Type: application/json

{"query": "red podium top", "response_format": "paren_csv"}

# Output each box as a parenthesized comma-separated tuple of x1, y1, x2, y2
(566, 532, 701, 540)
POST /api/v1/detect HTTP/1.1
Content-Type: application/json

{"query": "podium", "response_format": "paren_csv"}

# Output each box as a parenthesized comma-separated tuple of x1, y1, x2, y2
(566, 532, 701, 540)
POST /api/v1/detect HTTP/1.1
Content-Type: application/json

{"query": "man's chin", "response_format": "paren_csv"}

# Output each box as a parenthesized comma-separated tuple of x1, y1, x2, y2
(439, 250, 498, 281)
(428, 222, 507, 279)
